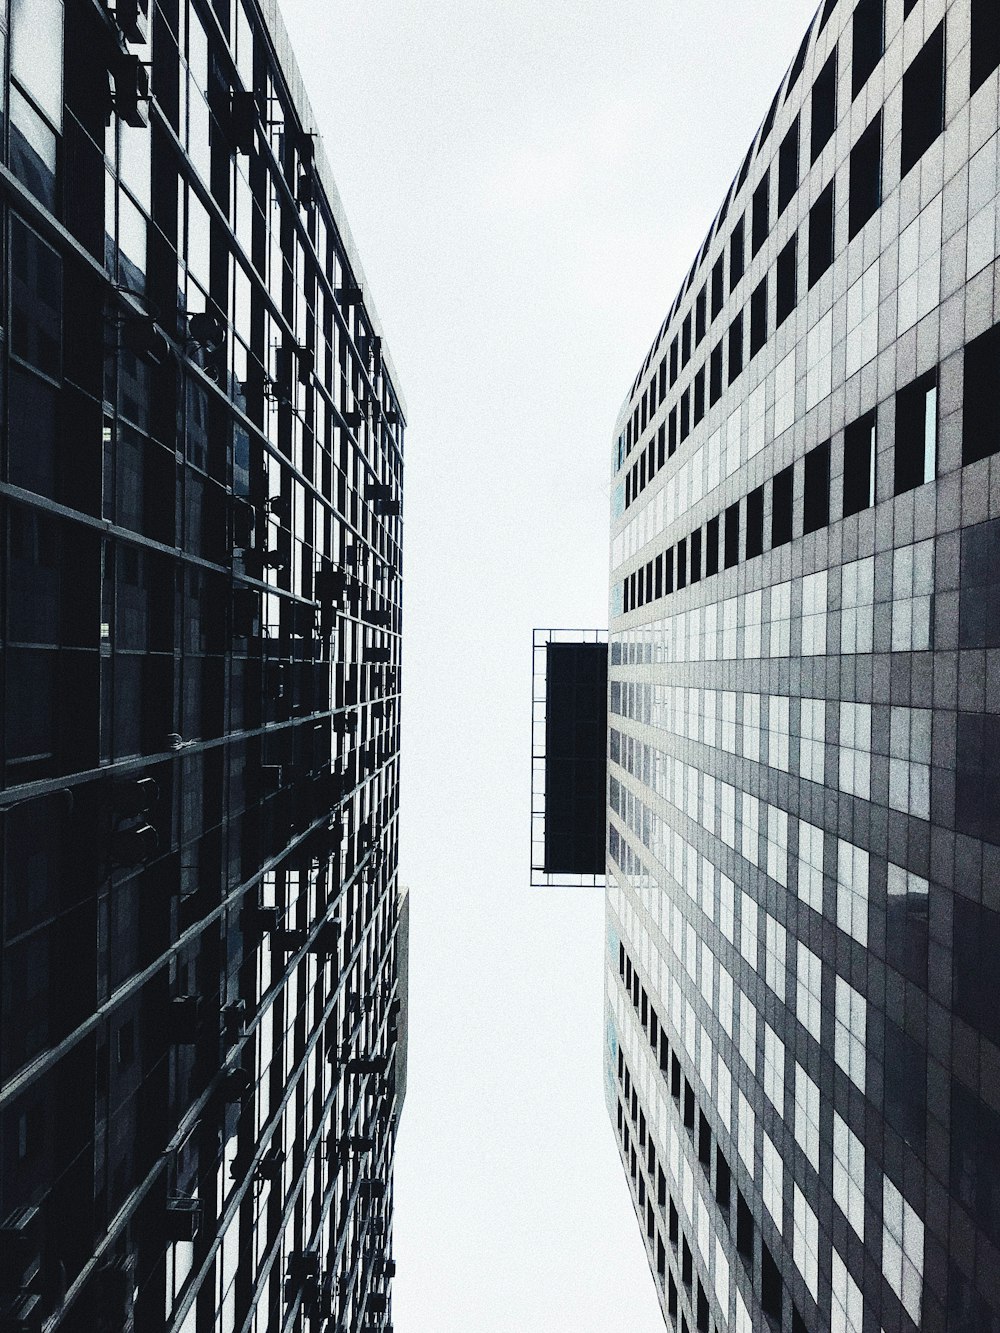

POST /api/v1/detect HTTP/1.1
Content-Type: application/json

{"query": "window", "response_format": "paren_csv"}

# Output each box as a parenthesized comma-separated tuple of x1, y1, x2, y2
(695, 286, 706, 344)
(724, 503, 740, 569)
(962, 320, 1000, 466)
(711, 254, 725, 319)
(840, 555, 875, 653)
(778, 117, 800, 214)
(793, 1185, 820, 1299)
(831, 1250, 864, 1333)
(682, 313, 692, 367)
(709, 341, 723, 405)
(762, 1133, 783, 1227)
(902, 22, 945, 178)
(772, 466, 793, 547)
(956, 713, 1000, 846)
(843, 409, 876, 516)
(811, 51, 837, 162)
(690, 528, 702, 583)
(776, 235, 797, 325)
(752, 173, 769, 255)
(882, 1177, 924, 1327)
(839, 701, 872, 798)
(797, 942, 823, 1041)
(852, 0, 884, 98)
(693, 367, 705, 426)
(971, 0, 1000, 94)
(794, 1065, 821, 1170)
(959, 518, 1000, 648)
(11, 0, 64, 127)
(799, 700, 826, 784)
(677, 537, 687, 589)
(730, 216, 745, 291)
(894, 370, 937, 494)
(668, 406, 678, 456)
(749, 277, 768, 357)
(680, 388, 690, 442)
(832, 1112, 865, 1238)
(728, 312, 744, 384)
(797, 820, 825, 912)
(705, 517, 720, 577)
(893, 539, 934, 652)
(670, 336, 679, 386)
(801, 569, 828, 655)
(849, 113, 882, 239)
(808, 182, 835, 286)
(951, 1080, 1000, 1249)
(745, 487, 764, 559)
(836, 839, 869, 945)
(835, 976, 866, 1090)
(803, 440, 830, 533)
(884, 1017, 926, 1151)
(10, 214, 63, 382)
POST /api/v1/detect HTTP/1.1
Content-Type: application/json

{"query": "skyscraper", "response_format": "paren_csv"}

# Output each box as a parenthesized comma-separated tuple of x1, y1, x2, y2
(604, 1, 1000, 1330)
(0, 0, 406, 1330)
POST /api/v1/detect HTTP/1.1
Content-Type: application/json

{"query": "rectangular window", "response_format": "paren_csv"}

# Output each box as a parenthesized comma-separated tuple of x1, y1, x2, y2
(902, 22, 945, 178)
(690, 529, 702, 583)
(894, 370, 937, 493)
(709, 342, 723, 405)
(658, 357, 666, 399)
(772, 466, 793, 546)
(963, 322, 1000, 466)
(677, 537, 688, 590)
(811, 51, 837, 162)
(745, 487, 764, 559)
(668, 406, 678, 457)
(711, 254, 725, 318)
(803, 440, 831, 533)
(695, 286, 707, 344)
(706, 516, 720, 577)
(808, 182, 835, 287)
(11, 214, 63, 382)
(752, 173, 770, 255)
(730, 216, 745, 291)
(682, 313, 692, 367)
(852, 0, 885, 99)
(776, 235, 797, 325)
(971, 0, 1000, 94)
(884, 1017, 926, 1152)
(693, 368, 705, 425)
(724, 502, 740, 569)
(680, 389, 691, 442)
(750, 277, 768, 357)
(778, 117, 800, 214)
(887, 864, 929, 986)
(657, 422, 665, 469)
(654, 553, 663, 599)
(670, 337, 679, 386)
(843, 411, 877, 516)
(664, 547, 674, 594)
(849, 113, 882, 240)
(728, 312, 744, 384)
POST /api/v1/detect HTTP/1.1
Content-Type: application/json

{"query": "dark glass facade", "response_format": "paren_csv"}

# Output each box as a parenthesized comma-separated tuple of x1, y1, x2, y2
(0, 0, 406, 1330)
(605, 1, 1000, 1332)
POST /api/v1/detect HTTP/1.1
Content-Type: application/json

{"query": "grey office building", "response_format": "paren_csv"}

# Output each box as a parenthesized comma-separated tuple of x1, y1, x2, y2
(0, 0, 406, 1330)
(604, 0, 1000, 1330)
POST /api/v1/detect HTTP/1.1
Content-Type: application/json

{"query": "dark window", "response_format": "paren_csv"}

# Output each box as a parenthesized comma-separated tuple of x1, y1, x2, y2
(709, 342, 723, 405)
(728, 312, 744, 384)
(894, 369, 937, 493)
(668, 406, 678, 456)
(715, 1148, 731, 1209)
(904, 0, 917, 12)
(959, 518, 1000, 648)
(657, 423, 665, 470)
(724, 502, 740, 568)
(772, 465, 793, 546)
(695, 286, 707, 344)
(737, 1191, 754, 1259)
(811, 50, 838, 162)
(654, 554, 663, 599)
(776, 235, 797, 325)
(849, 113, 883, 239)
(843, 409, 877, 515)
(785, 27, 812, 100)
(711, 254, 725, 319)
(752, 173, 769, 255)
(778, 117, 800, 214)
(750, 277, 768, 357)
(808, 182, 835, 287)
(962, 321, 1000, 465)
(677, 538, 687, 590)
(745, 486, 764, 559)
(658, 357, 666, 399)
(670, 337, 679, 386)
(705, 516, 719, 576)
(690, 529, 702, 584)
(971, 0, 1000, 94)
(803, 440, 831, 533)
(955, 713, 1000, 846)
(729, 216, 745, 291)
(886, 865, 929, 986)
(762, 1245, 783, 1322)
(680, 389, 690, 443)
(693, 368, 705, 425)
(11, 214, 63, 381)
(951, 1079, 1000, 1247)
(902, 22, 945, 178)
(664, 548, 674, 595)
(954, 898, 1000, 1044)
(818, 0, 837, 30)
(884, 1018, 926, 1151)
(759, 87, 781, 146)
(852, 0, 885, 98)
(682, 313, 692, 367)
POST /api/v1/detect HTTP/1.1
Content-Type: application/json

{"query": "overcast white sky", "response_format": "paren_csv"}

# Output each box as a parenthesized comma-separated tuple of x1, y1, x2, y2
(277, 2, 816, 1327)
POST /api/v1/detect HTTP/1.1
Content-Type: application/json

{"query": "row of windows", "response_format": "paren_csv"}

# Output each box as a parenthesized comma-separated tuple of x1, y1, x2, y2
(619, 0, 1000, 493)
(622, 318, 1000, 616)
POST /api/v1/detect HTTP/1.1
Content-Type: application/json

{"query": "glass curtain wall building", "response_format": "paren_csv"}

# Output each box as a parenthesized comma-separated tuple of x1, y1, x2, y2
(0, 0, 406, 1331)
(605, 1, 1000, 1330)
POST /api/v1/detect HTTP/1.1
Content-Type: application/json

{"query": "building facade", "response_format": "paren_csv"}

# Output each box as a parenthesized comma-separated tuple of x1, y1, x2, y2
(0, 0, 406, 1331)
(605, 1, 1000, 1331)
